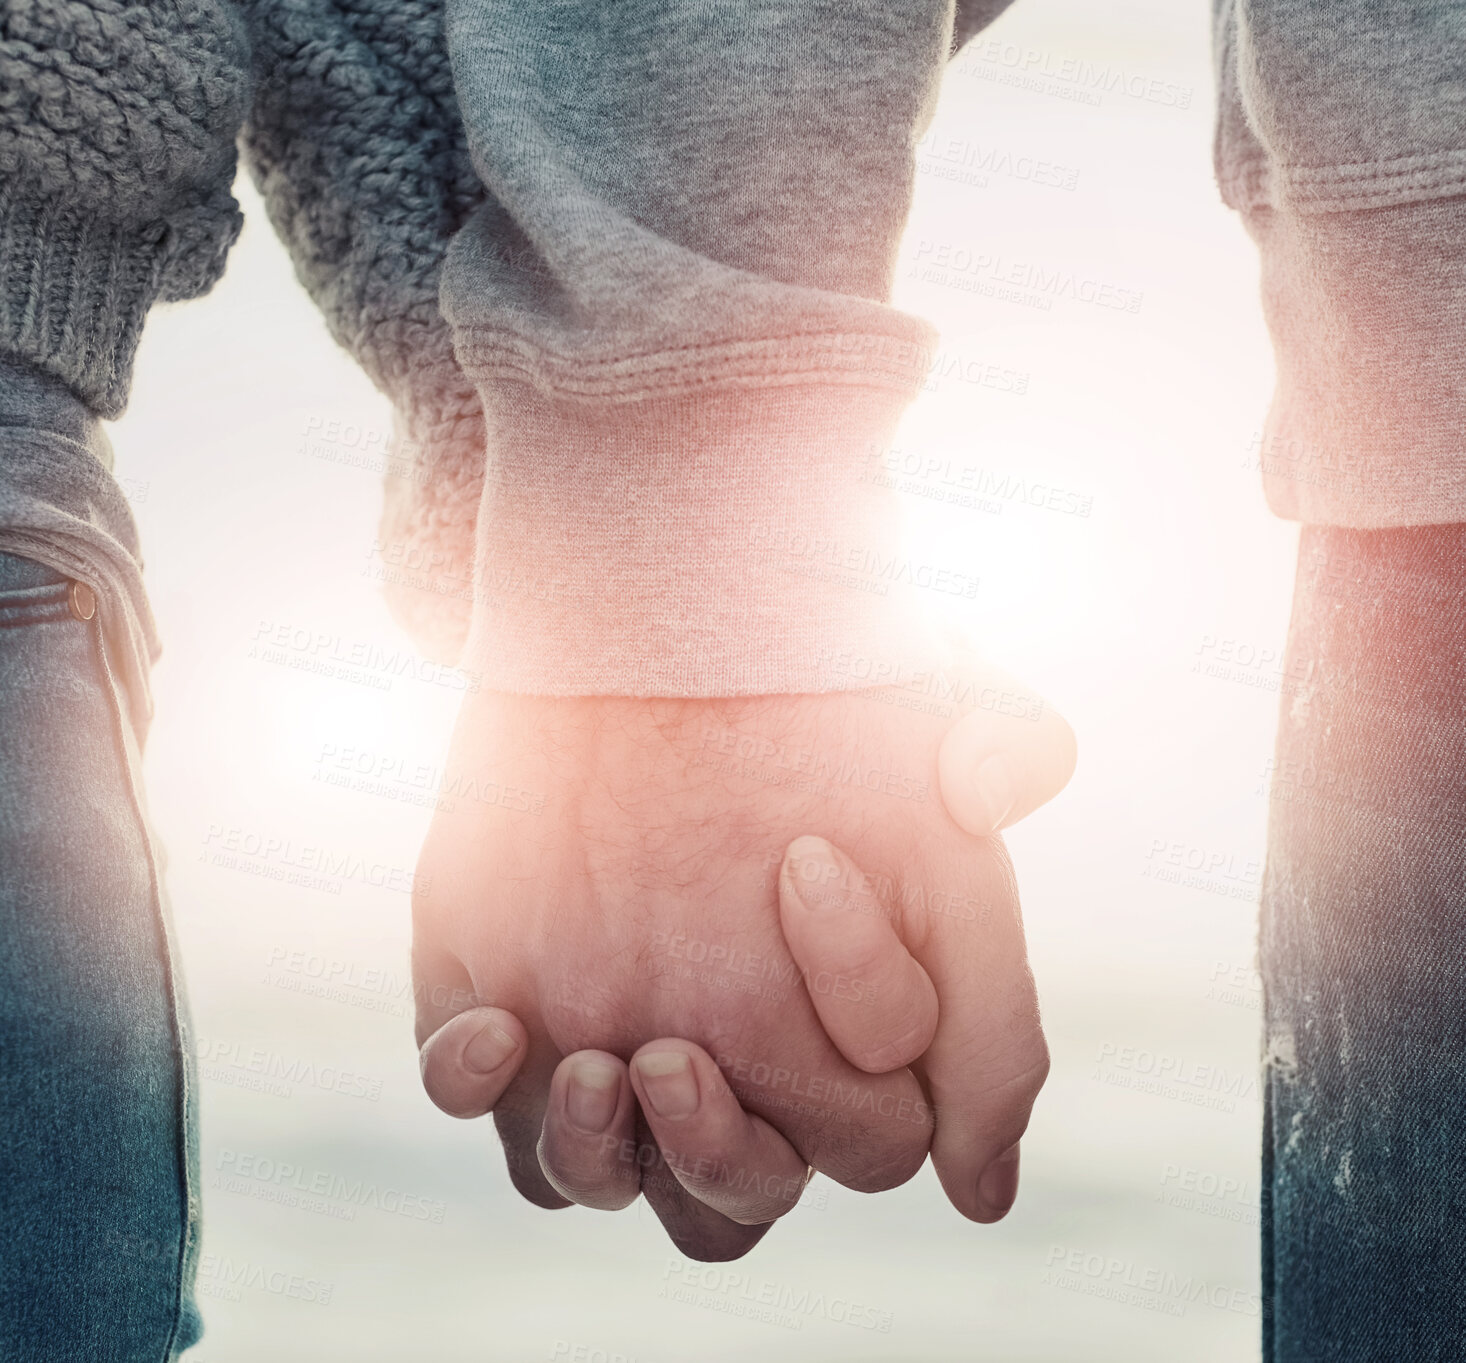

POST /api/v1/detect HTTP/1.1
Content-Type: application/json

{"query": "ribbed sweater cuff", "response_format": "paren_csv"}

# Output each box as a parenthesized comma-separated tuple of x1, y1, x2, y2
(0, 189, 170, 419)
(1244, 195, 1466, 527)
(456, 379, 947, 696)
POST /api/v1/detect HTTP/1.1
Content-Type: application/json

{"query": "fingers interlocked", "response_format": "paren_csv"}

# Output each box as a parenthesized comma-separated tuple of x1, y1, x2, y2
(421, 1021, 816, 1234)
(418, 824, 1048, 1252)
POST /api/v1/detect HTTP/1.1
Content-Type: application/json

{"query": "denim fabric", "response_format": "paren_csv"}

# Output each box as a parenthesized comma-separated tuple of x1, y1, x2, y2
(1262, 523, 1466, 1361)
(0, 550, 200, 1361)
(0, 352, 160, 740)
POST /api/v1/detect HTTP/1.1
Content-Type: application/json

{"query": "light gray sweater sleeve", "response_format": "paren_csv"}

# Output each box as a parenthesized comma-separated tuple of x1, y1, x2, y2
(241, 0, 1011, 691)
(1214, 0, 1466, 527)
(438, 1, 962, 695)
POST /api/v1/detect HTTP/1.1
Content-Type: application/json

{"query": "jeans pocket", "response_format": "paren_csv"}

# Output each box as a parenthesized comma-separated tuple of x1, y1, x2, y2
(0, 548, 90, 627)
(0, 550, 73, 628)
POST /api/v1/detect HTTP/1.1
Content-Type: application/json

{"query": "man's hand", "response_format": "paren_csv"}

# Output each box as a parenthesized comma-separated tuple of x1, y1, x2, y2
(413, 665, 1074, 1257)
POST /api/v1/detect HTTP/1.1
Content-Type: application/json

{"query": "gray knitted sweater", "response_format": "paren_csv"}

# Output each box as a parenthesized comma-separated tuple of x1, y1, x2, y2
(1, 0, 1462, 695)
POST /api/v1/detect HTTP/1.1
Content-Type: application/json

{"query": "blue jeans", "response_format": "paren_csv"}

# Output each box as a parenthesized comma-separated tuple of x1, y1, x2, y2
(1262, 523, 1466, 1360)
(0, 551, 201, 1361)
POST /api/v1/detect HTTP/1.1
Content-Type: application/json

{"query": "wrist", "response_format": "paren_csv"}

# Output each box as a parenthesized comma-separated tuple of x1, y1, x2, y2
(456, 380, 948, 696)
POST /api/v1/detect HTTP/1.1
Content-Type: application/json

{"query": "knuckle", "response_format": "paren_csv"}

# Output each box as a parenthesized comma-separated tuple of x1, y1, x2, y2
(1001, 1032, 1051, 1099)
(959, 1035, 1051, 1141)
(847, 1004, 936, 1074)
(667, 1157, 803, 1227)
(540, 988, 639, 1057)
(538, 1154, 638, 1211)
(842, 1130, 928, 1193)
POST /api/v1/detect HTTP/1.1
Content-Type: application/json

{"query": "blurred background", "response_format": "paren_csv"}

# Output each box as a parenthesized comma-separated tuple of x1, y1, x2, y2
(110, 0, 1289, 1358)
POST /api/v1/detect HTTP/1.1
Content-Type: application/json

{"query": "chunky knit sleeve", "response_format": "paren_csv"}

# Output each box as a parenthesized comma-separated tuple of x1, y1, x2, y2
(236, 0, 488, 664)
(0, 0, 251, 417)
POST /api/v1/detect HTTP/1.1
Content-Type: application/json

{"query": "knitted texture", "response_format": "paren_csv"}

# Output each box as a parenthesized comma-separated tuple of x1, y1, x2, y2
(239, 0, 486, 662)
(0, 0, 250, 416)
(0, 0, 1027, 671)
(239, 0, 975, 676)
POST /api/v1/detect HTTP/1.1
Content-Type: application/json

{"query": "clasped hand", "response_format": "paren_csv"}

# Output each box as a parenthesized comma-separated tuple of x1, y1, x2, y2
(413, 665, 1074, 1260)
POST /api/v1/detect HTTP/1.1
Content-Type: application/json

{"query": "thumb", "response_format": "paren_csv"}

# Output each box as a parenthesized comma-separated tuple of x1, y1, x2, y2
(937, 673, 1076, 837)
(778, 836, 939, 1074)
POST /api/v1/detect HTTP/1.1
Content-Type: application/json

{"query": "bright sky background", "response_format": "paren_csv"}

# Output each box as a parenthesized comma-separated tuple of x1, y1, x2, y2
(110, 2, 1288, 1358)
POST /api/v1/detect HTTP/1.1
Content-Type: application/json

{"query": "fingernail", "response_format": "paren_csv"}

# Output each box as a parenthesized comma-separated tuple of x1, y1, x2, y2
(565, 1056, 622, 1134)
(782, 835, 839, 911)
(974, 755, 1015, 833)
(462, 1018, 518, 1075)
(977, 1144, 1021, 1218)
(633, 1051, 700, 1120)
